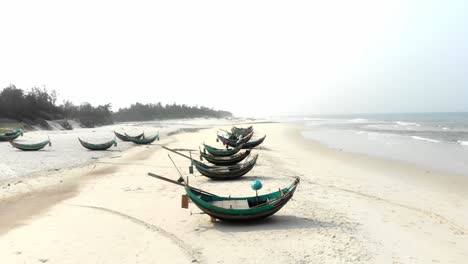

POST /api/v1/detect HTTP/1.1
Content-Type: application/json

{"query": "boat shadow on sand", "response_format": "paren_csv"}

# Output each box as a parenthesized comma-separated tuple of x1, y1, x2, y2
(196, 215, 347, 233)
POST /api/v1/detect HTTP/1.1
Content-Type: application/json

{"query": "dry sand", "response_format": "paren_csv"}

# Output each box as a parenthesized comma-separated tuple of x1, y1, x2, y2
(0, 121, 467, 263)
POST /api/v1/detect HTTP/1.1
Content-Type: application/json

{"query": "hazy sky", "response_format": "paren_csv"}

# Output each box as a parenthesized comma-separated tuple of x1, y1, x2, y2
(1, 1, 467, 117)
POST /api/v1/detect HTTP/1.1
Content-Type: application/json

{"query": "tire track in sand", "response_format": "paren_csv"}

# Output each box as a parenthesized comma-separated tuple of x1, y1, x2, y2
(70, 204, 202, 263)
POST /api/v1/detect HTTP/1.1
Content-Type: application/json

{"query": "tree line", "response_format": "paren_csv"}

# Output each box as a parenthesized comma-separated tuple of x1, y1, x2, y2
(0, 85, 232, 128)
(113, 102, 232, 122)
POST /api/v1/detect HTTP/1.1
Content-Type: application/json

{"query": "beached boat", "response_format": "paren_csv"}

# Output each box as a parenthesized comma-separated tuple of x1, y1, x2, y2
(114, 131, 144, 142)
(147, 173, 300, 222)
(129, 133, 159, 145)
(231, 126, 253, 137)
(10, 138, 51, 151)
(0, 129, 23, 141)
(217, 131, 253, 147)
(241, 135, 266, 149)
(193, 155, 258, 180)
(79, 138, 117, 151)
(203, 143, 244, 157)
(163, 146, 258, 180)
(200, 149, 251, 166)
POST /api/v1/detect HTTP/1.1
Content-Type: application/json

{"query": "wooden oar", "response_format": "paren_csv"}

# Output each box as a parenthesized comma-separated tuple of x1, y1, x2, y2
(162, 146, 193, 160)
(147, 172, 215, 196)
(148, 172, 185, 186)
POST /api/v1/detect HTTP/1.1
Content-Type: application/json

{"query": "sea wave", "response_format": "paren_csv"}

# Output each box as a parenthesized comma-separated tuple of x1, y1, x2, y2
(347, 118, 369, 123)
(303, 117, 328, 121)
(396, 121, 421, 127)
(411, 136, 440, 143)
(458, 141, 468, 146)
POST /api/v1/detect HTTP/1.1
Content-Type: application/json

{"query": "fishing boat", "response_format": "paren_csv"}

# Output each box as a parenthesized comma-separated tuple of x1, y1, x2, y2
(203, 143, 244, 157)
(0, 129, 23, 141)
(147, 172, 300, 222)
(200, 148, 251, 166)
(128, 133, 159, 145)
(79, 138, 117, 151)
(114, 131, 144, 142)
(241, 135, 266, 149)
(194, 155, 258, 180)
(10, 138, 51, 151)
(217, 131, 253, 147)
(231, 126, 253, 137)
(163, 146, 258, 180)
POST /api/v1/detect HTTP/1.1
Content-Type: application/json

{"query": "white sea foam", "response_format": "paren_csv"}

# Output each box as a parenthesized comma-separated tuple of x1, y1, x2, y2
(303, 117, 328, 121)
(458, 141, 468, 146)
(411, 136, 440, 143)
(396, 121, 421, 127)
(347, 118, 368, 123)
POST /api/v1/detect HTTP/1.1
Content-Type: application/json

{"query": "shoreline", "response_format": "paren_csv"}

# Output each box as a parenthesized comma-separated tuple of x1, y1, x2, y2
(0, 118, 252, 184)
(0, 121, 467, 263)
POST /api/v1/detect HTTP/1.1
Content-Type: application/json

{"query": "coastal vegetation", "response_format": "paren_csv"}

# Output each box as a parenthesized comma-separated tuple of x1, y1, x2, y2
(0, 85, 232, 129)
(113, 102, 232, 122)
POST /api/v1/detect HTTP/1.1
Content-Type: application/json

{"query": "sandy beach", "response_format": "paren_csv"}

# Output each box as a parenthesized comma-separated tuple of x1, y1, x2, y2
(1, 120, 467, 263)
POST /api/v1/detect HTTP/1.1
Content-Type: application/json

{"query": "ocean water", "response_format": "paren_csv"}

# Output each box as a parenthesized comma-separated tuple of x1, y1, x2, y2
(291, 112, 468, 176)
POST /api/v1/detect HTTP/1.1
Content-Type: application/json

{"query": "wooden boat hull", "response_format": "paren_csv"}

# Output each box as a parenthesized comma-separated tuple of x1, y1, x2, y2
(217, 131, 253, 147)
(10, 140, 51, 151)
(114, 131, 144, 142)
(200, 150, 251, 166)
(231, 126, 253, 137)
(203, 144, 243, 157)
(242, 135, 266, 149)
(129, 134, 159, 145)
(193, 154, 258, 180)
(0, 130, 23, 141)
(79, 138, 116, 151)
(186, 177, 300, 221)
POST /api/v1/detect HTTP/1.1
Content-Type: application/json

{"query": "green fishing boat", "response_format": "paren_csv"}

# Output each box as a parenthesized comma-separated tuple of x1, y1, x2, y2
(148, 173, 300, 222)
(203, 143, 244, 157)
(129, 133, 159, 145)
(192, 155, 258, 180)
(10, 138, 51, 151)
(241, 135, 266, 149)
(231, 126, 253, 137)
(217, 131, 253, 147)
(200, 149, 251, 166)
(0, 129, 23, 141)
(79, 138, 117, 151)
(163, 146, 258, 180)
(114, 131, 144, 142)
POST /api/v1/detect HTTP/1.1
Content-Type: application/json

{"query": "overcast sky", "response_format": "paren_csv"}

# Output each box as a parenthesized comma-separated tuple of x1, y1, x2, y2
(1, 1, 467, 117)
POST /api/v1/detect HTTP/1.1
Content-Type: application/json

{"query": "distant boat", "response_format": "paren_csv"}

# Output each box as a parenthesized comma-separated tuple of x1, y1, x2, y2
(0, 129, 23, 141)
(114, 131, 144, 142)
(10, 138, 51, 151)
(79, 138, 117, 151)
(128, 133, 159, 145)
